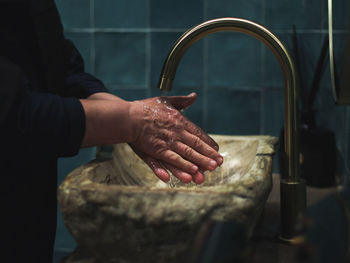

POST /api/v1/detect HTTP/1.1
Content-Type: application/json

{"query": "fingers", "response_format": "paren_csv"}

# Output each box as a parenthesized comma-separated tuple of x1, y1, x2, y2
(158, 149, 199, 175)
(163, 163, 205, 184)
(182, 117, 220, 151)
(164, 92, 197, 111)
(172, 141, 220, 171)
(133, 146, 206, 184)
(146, 159, 171, 182)
(162, 163, 192, 183)
(192, 170, 205, 184)
(180, 131, 224, 166)
(131, 148, 170, 182)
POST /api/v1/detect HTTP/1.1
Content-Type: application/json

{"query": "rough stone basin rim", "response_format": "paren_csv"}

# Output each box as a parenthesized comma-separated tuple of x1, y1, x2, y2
(58, 134, 277, 263)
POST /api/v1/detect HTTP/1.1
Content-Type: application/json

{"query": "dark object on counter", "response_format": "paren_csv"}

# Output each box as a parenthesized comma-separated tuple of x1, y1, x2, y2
(279, 126, 337, 187)
(295, 190, 350, 263)
(279, 26, 337, 187)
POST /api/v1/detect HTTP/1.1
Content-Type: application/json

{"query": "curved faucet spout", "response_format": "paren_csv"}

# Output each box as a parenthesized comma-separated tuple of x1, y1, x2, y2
(158, 17, 306, 241)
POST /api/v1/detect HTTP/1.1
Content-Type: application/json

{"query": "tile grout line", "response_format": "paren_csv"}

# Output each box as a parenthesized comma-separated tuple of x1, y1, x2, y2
(66, 28, 349, 34)
(145, 0, 152, 98)
(202, 0, 208, 131)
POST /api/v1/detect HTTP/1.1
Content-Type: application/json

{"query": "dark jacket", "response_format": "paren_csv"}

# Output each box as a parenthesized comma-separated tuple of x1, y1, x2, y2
(0, 0, 107, 262)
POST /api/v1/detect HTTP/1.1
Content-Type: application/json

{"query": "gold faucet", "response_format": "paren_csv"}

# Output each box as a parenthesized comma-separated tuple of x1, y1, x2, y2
(158, 17, 306, 241)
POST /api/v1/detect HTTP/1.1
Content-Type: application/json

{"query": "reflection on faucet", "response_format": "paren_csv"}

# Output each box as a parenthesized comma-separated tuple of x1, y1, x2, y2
(157, 17, 306, 241)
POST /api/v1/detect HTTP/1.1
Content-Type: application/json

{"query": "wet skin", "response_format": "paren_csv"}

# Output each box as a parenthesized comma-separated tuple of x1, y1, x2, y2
(129, 93, 223, 184)
(82, 92, 223, 184)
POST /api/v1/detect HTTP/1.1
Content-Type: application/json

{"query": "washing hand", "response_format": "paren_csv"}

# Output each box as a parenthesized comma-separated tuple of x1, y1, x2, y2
(129, 92, 223, 184)
(81, 92, 223, 184)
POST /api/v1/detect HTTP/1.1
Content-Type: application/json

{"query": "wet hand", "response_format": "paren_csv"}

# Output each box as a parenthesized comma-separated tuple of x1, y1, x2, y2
(129, 92, 223, 184)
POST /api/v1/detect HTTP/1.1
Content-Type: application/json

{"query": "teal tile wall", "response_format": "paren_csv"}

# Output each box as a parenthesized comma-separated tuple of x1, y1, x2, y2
(64, 32, 93, 73)
(151, 32, 204, 88)
(207, 32, 261, 88)
(95, 0, 148, 28)
(150, 0, 203, 28)
(54, 0, 350, 257)
(265, 0, 326, 30)
(206, 0, 263, 22)
(95, 32, 147, 86)
(207, 89, 261, 135)
(55, 0, 90, 28)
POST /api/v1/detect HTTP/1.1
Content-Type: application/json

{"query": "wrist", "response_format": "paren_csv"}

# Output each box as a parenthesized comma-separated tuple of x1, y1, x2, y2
(127, 100, 144, 143)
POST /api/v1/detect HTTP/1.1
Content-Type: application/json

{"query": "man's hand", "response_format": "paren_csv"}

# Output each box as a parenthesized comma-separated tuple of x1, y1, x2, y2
(128, 93, 223, 184)
(81, 92, 223, 184)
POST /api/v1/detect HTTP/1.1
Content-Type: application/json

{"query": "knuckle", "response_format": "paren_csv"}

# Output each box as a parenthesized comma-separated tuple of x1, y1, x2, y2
(167, 152, 180, 163)
(184, 147, 194, 158)
(193, 137, 202, 149)
(192, 126, 202, 137)
(172, 110, 181, 118)
(154, 142, 168, 156)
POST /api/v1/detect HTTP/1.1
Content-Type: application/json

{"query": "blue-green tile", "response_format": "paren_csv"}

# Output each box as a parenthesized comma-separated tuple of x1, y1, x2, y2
(331, 0, 350, 30)
(295, 34, 329, 99)
(321, 33, 349, 89)
(319, 0, 349, 30)
(272, 33, 330, 103)
(312, 83, 348, 177)
(109, 88, 147, 101)
(314, 84, 347, 155)
(95, 0, 147, 28)
(206, 0, 263, 22)
(64, 32, 93, 74)
(95, 33, 146, 85)
(55, 0, 90, 29)
(207, 32, 261, 89)
(58, 148, 97, 183)
(265, 0, 323, 30)
(207, 88, 261, 135)
(151, 0, 203, 29)
(151, 32, 203, 89)
(334, 33, 350, 88)
(262, 88, 284, 137)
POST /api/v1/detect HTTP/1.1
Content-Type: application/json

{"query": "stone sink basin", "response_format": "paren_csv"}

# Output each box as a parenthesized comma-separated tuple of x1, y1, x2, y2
(58, 135, 277, 263)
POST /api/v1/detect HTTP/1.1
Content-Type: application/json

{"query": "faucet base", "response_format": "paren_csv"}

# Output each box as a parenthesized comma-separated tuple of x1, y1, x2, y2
(279, 179, 307, 241)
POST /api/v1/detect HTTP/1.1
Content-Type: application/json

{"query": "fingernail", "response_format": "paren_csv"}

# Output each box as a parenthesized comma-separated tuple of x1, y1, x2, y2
(193, 171, 204, 184)
(209, 160, 217, 170)
(191, 165, 198, 173)
(216, 157, 223, 165)
(214, 145, 219, 151)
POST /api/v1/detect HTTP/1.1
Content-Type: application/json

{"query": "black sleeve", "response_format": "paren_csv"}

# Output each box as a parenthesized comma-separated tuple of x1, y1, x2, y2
(62, 39, 108, 98)
(17, 89, 86, 157)
(0, 57, 86, 157)
(0, 57, 25, 125)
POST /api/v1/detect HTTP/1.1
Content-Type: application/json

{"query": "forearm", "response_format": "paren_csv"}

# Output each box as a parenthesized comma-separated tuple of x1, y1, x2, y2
(79, 98, 136, 147)
(87, 92, 123, 102)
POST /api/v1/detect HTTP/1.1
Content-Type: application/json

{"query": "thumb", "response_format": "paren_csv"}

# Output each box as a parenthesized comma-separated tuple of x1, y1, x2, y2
(165, 92, 197, 111)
